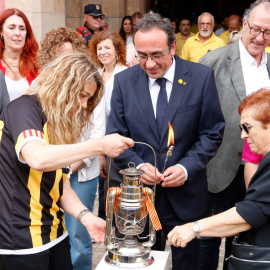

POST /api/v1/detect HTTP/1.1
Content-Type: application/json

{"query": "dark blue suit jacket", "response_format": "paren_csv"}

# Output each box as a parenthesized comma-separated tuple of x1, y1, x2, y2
(106, 56, 225, 221)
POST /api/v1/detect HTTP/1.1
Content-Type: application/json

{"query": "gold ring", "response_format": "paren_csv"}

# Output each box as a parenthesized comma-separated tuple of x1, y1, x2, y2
(121, 150, 124, 154)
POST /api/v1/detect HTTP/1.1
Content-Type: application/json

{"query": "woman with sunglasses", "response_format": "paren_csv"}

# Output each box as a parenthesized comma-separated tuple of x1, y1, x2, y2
(168, 88, 270, 266)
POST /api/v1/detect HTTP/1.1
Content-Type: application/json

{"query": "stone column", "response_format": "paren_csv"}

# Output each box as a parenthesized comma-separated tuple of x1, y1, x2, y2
(5, 0, 65, 44)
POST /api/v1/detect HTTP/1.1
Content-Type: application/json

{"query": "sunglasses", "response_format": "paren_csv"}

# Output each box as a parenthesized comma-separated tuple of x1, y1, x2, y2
(239, 122, 262, 134)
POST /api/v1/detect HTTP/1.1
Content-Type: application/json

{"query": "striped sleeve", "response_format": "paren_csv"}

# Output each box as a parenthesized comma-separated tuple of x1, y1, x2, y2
(15, 129, 47, 164)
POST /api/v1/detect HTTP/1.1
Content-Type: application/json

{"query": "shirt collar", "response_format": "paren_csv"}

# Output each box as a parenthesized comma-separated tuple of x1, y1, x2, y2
(149, 57, 175, 87)
(239, 38, 267, 66)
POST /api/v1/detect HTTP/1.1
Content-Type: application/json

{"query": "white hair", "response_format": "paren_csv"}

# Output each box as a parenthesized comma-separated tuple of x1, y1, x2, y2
(198, 12, 215, 24)
(126, 43, 136, 67)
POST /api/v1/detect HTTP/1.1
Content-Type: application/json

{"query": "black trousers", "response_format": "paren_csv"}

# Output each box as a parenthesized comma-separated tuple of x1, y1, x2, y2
(199, 165, 246, 270)
(156, 185, 202, 270)
(0, 237, 73, 270)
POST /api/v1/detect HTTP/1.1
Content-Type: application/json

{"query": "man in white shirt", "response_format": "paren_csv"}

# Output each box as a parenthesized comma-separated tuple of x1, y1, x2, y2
(198, 1, 270, 269)
(107, 11, 224, 270)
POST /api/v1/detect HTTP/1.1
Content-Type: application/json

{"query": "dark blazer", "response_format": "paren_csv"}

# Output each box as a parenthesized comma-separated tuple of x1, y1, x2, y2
(106, 56, 225, 221)
(0, 70, 9, 115)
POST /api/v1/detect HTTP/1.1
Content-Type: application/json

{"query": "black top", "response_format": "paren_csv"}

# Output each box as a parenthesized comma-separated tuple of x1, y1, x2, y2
(0, 95, 68, 252)
(236, 151, 270, 247)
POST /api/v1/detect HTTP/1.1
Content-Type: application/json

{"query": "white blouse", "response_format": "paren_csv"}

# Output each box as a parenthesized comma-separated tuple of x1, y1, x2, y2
(5, 76, 29, 101)
(98, 63, 127, 119)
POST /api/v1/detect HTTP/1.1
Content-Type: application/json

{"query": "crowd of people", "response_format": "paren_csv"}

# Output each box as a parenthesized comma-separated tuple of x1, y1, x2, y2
(0, 0, 270, 270)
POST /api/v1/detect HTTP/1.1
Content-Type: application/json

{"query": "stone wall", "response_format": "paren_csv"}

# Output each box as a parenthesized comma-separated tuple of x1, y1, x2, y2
(65, 0, 146, 33)
(4, 0, 146, 44)
(5, 0, 65, 44)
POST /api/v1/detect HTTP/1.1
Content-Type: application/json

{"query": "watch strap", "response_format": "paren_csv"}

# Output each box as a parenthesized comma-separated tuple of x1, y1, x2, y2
(193, 220, 201, 239)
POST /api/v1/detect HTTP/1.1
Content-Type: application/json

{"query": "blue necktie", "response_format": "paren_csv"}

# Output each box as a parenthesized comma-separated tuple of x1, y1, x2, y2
(156, 78, 168, 138)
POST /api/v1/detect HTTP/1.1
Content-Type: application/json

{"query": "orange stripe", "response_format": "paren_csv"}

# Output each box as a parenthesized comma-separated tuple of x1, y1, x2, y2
(143, 189, 162, 231)
(106, 187, 121, 216)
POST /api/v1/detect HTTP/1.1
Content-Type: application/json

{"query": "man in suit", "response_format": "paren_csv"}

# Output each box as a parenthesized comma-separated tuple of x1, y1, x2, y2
(106, 12, 225, 270)
(198, 1, 270, 269)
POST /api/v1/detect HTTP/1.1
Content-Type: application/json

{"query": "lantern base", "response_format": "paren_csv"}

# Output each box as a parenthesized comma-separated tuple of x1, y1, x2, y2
(105, 251, 154, 268)
(105, 236, 154, 268)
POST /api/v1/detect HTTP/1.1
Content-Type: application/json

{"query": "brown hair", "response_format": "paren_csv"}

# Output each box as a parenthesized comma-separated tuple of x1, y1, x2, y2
(239, 88, 270, 125)
(37, 27, 89, 70)
(89, 30, 126, 67)
(28, 52, 103, 145)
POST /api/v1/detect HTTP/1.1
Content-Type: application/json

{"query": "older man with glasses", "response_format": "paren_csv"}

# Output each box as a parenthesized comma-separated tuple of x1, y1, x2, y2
(77, 4, 105, 45)
(198, 1, 270, 269)
(181, 12, 225, 62)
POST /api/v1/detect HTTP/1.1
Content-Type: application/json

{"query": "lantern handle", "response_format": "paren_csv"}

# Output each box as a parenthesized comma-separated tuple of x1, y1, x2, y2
(107, 142, 157, 197)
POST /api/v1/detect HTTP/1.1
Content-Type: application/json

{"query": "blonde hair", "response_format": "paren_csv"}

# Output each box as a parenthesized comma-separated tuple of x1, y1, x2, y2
(28, 52, 103, 145)
(37, 27, 89, 70)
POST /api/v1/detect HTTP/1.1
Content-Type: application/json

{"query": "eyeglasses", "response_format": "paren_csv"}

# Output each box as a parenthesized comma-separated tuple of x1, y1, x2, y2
(199, 22, 212, 26)
(239, 122, 263, 134)
(247, 22, 270, 40)
(135, 46, 170, 63)
(87, 14, 104, 20)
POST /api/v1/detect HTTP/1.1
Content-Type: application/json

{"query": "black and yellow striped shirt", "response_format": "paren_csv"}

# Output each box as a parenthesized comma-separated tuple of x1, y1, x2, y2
(0, 95, 68, 253)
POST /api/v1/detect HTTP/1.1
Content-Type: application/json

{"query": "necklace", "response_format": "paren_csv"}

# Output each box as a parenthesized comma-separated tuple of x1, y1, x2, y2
(3, 51, 21, 68)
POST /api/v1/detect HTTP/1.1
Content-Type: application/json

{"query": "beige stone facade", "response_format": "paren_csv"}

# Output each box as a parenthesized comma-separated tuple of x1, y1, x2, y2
(5, 0, 146, 44)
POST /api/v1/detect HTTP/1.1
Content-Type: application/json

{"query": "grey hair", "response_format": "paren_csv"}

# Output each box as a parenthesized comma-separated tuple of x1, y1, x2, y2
(243, 0, 270, 21)
(126, 43, 136, 67)
(103, 16, 109, 27)
(198, 12, 215, 24)
(133, 11, 176, 47)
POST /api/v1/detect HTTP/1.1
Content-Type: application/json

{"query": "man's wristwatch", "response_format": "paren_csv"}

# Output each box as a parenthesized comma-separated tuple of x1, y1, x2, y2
(77, 209, 91, 223)
(193, 220, 201, 239)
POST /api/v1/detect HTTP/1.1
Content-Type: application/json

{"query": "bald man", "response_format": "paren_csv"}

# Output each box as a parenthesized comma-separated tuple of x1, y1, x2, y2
(220, 15, 242, 44)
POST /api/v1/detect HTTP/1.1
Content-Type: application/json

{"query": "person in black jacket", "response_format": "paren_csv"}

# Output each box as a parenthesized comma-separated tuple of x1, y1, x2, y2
(168, 87, 270, 251)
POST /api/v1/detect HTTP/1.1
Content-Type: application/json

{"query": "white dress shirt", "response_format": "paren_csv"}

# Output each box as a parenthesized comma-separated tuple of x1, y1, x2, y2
(138, 58, 188, 180)
(148, 58, 175, 117)
(239, 38, 270, 96)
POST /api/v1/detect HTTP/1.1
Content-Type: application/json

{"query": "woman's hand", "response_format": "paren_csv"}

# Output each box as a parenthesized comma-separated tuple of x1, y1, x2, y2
(167, 222, 196, 248)
(80, 212, 106, 242)
(100, 134, 134, 157)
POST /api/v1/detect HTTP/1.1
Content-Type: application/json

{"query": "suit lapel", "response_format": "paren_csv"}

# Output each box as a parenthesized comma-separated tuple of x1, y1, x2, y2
(160, 57, 190, 142)
(228, 42, 246, 103)
(267, 53, 270, 77)
(135, 68, 160, 142)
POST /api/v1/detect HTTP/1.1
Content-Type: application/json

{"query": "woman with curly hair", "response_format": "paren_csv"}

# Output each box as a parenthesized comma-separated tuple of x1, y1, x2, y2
(89, 30, 127, 118)
(89, 30, 127, 224)
(37, 27, 105, 270)
(0, 8, 38, 101)
(37, 27, 89, 69)
(119, 15, 132, 44)
(0, 52, 133, 270)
